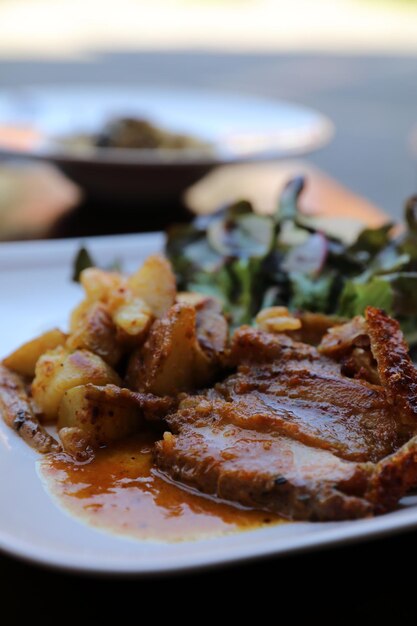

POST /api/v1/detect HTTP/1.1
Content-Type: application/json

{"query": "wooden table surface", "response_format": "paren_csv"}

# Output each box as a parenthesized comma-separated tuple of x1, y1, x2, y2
(0, 162, 414, 620)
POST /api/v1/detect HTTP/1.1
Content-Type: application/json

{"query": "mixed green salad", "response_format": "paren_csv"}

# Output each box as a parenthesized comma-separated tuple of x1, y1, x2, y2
(166, 177, 417, 344)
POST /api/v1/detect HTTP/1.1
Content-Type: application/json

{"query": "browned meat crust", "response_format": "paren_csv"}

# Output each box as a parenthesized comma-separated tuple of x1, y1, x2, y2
(319, 315, 380, 384)
(0, 364, 61, 453)
(226, 326, 317, 366)
(366, 307, 417, 428)
(83, 384, 177, 421)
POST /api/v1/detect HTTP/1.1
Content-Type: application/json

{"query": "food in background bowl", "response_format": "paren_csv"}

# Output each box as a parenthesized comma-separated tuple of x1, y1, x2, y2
(60, 116, 212, 152)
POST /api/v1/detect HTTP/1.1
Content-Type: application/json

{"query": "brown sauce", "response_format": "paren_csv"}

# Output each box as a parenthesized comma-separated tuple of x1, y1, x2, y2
(39, 432, 284, 542)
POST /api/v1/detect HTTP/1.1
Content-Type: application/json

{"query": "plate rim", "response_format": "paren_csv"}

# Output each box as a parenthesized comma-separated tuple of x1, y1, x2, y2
(1, 487, 417, 575)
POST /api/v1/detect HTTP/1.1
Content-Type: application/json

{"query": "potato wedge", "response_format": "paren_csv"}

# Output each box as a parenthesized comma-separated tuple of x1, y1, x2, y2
(3, 328, 67, 377)
(32, 347, 120, 420)
(66, 302, 123, 366)
(127, 303, 216, 395)
(127, 254, 176, 318)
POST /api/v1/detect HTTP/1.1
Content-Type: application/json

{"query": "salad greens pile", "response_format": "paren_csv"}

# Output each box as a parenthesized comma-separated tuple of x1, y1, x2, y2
(166, 177, 417, 344)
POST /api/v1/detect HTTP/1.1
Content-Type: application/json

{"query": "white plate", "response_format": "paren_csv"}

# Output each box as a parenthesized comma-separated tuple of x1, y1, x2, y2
(2, 233, 417, 575)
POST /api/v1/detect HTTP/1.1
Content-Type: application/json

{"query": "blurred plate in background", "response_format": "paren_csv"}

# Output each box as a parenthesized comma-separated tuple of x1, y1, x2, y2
(0, 85, 333, 208)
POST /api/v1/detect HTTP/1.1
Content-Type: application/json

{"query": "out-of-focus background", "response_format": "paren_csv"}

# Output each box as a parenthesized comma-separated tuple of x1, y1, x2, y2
(0, 0, 417, 238)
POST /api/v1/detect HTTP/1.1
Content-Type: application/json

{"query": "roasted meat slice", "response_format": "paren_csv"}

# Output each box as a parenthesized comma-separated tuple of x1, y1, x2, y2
(221, 325, 400, 462)
(156, 408, 417, 521)
(214, 366, 398, 462)
(156, 307, 417, 521)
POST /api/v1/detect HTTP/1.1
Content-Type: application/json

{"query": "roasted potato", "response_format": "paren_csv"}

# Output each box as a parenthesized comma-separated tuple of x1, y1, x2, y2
(74, 256, 175, 346)
(32, 347, 120, 420)
(58, 384, 142, 449)
(3, 328, 67, 377)
(127, 254, 176, 318)
(80, 267, 126, 304)
(112, 297, 153, 338)
(66, 302, 123, 366)
(58, 384, 177, 459)
(127, 303, 217, 395)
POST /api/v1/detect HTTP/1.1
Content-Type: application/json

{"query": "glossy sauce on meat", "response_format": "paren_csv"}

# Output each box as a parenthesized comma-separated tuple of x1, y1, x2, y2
(39, 431, 283, 541)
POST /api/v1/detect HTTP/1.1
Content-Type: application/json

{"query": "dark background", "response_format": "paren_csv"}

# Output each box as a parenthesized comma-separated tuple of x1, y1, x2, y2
(1, 528, 414, 624)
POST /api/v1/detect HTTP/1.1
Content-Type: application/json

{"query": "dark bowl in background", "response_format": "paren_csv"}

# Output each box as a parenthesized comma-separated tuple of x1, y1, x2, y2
(0, 85, 333, 227)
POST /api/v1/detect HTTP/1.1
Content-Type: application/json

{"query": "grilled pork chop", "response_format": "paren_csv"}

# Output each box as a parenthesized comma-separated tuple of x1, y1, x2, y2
(156, 307, 417, 521)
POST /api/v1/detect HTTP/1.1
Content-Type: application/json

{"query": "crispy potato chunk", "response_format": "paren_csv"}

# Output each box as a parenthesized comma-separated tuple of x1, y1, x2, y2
(66, 302, 123, 366)
(72, 268, 129, 333)
(74, 256, 175, 347)
(112, 297, 153, 337)
(58, 384, 177, 459)
(128, 303, 216, 395)
(127, 255, 176, 318)
(3, 328, 67, 377)
(32, 347, 120, 420)
(80, 267, 126, 303)
(58, 384, 142, 450)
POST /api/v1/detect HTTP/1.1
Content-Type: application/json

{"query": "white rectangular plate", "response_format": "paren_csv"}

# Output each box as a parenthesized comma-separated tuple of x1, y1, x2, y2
(2, 233, 417, 575)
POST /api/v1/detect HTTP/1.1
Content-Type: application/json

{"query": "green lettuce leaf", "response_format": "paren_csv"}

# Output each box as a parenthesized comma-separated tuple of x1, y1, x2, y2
(289, 272, 335, 312)
(337, 276, 394, 318)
